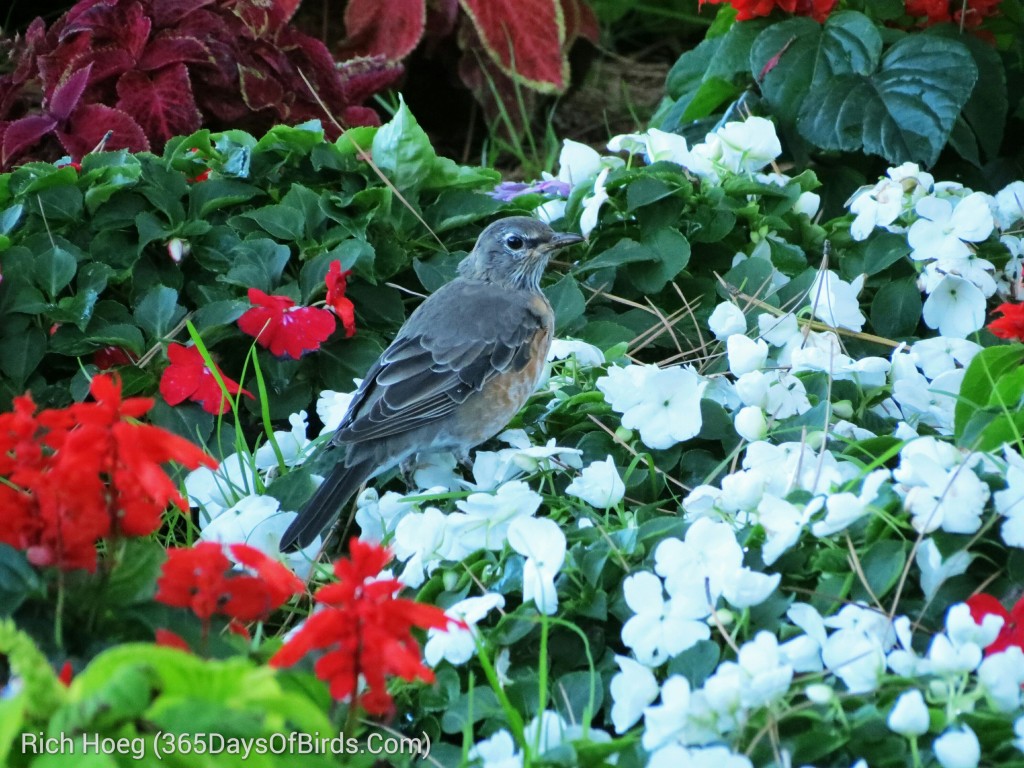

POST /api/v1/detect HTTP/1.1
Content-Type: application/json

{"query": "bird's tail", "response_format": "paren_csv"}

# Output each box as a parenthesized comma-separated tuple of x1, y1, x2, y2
(280, 457, 376, 551)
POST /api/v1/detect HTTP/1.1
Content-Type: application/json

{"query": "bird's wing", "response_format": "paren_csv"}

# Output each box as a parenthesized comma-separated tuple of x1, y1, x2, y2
(333, 279, 550, 444)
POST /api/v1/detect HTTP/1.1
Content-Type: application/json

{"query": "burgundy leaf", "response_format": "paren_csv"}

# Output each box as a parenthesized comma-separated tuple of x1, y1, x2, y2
(115, 63, 202, 145)
(343, 0, 426, 61)
(237, 64, 284, 113)
(2, 115, 58, 167)
(230, 3, 273, 36)
(138, 32, 213, 70)
(560, 0, 599, 44)
(48, 63, 93, 121)
(57, 102, 149, 157)
(270, 0, 303, 25)
(424, 0, 460, 40)
(150, 0, 217, 27)
(457, 20, 534, 132)
(458, 0, 568, 92)
(338, 55, 403, 107)
(38, 35, 93, 95)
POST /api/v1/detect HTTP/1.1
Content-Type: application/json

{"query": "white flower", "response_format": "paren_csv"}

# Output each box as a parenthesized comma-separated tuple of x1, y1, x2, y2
(566, 456, 625, 508)
(758, 311, 799, 346)
(933, 726, 980, 768)
(708, 302, 747, 340)
(726, 334, 769, 375)
(722, 567, 780, 608)
(995, 181, 1024, 229)
(317, 386, 358, 434)
(848, 178, 906, 240)
(621, 571, 710, 666)
(811, 469, 890, 537)
(555, 139, 603, 188)
(642, 675, 692, 751)
(597, 364, 708, 450)
(649, 745, 753, 768)
(548, 338, 604, 366)
(887, 689, 929, 737)
(996, 446, 1024, 547)
(735, 370, 811, 420)
(734, 406, 768, 442)
(921, 275, 987, 339)
(903, 464, 990, 535)
(822, 604, 895, 693)
(979, 647, 1024, 711)
(535, 198, 566, 224)
(909, 193, 994, 262)
(580, 167, 610, 237)
(714, 116, 782, 174)
(736, 631, 794, 707)
(909, 337, 982, 379)
(508, 517, 566, 615)
(795, 191, 821, 218)
(469, 730, 522, 768)
(610, 655, 659, 732)
(254, 411, 312, 468)
(448, 481, 543, 555)
(393, 506, 459, 587)
(758, 494, 817, 565)
(185, 452, 259, 520)
(916, 538, 972, 600)
(643, 128, 692, 165)
(411, 451, 460, 492)
(424, 593, 505, 667)
(808, 270, 866, 331)
(355, 489, 416, 543)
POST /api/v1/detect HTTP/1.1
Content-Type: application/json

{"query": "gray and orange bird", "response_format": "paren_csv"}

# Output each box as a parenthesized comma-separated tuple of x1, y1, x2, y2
(280, 217, 584, 550)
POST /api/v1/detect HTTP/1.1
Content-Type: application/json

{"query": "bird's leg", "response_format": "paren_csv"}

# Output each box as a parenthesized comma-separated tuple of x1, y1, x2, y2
(455, 448, 474, 472)
(398, 456, 418, 490)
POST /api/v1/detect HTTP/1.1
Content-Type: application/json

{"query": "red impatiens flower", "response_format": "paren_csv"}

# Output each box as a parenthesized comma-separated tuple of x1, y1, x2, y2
(967, 593, 1024, 655)
(238, 288, 337, 358)
(270, 539, 459, 716)
(989, 303, 1024, 342)
(156, 542, 304, 638)
(0, 374, 215, 571)
(159, 343, 252, 415)
(325, 260, 357, 338)
(905, 0, 1002, 26)
(93, 346, 136, 370)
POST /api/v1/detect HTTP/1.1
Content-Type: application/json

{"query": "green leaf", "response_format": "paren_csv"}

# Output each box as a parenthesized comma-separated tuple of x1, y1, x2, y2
(147, 399, 214, 445)
(220, 239, 291, 291)
(751, 13, 882, 126)
(852, 539, 906, 601)
(954, 344, 1024, 442)
(134, 285, 185, 341)
(869, 278, 921, 338)
(102, 540, 166, 605)
(578, 238, 656, 272)
(666, 640, 720, 688)
(34, 245, 78, 299)
(413, 251, 463, 293)
(190, 178, 261, 218)
(544, 275, 586, 331)
(236, 204, 305, 241)
(862, 231, 911, 275)
(370, 97, 435, 191)
(33, 184, 84, 223)
(797, 35, 977, 167)
(0, 327, 46, 385)
(0, 203, 24, 235)
(0, 544, 42, 616)
(86, 323, 145, 355)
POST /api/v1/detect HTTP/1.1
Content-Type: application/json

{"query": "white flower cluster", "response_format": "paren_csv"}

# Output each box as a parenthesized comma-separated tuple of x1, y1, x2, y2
(847, 164, 1024, 337)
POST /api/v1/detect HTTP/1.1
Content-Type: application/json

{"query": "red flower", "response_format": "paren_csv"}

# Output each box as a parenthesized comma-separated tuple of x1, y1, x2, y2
(238, 288, 337, 358)
(989, 303, 1024, 342)
(57, 661, 74, 687)
(156, 542, 304, 629)
(703, 0, 835, 22)
(325, 261, 357, 338)
(270, 539, 458, 716)
(159, 343, 252, 415)
(0, 375, 215, 571)
(155, 629, 192, 651)
(966, 593, 1024, 655)
(189, 169, 211, 183)
(93, 346, 135, 370)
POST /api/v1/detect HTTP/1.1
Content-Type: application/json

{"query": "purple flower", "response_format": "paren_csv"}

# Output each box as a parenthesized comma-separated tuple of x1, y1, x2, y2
(489, 178, 571, 202)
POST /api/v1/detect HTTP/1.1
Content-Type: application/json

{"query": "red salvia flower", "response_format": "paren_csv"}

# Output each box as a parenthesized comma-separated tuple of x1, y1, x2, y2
(159, 343, 252, 415)
(237, 288, 337, 359)
(0, 374, 215, 571)
(156, 542, 304, 632)
(989, 303, 1024, 342)
(325, 260, 357, 338)
(154, 629, 192, 651)
(270, 539, 459, 716)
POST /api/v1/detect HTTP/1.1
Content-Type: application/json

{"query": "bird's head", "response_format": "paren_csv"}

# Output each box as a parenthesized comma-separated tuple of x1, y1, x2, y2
(458, 216, 584, 290)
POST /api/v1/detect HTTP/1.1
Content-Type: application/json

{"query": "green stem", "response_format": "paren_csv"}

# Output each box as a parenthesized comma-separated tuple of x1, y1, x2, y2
(54, 570, 65, 650)
(628, 3, 713, 25)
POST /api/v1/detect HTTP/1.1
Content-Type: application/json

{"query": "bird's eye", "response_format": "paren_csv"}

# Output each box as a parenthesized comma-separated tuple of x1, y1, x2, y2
(505, 234, 525, 251)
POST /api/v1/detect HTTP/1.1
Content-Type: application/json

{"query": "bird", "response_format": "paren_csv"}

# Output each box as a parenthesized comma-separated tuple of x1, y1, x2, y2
(280, 216, 585, 550)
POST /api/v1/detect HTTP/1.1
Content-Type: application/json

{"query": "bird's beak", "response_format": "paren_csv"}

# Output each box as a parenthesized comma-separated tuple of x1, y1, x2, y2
(547, 232, 586, 250)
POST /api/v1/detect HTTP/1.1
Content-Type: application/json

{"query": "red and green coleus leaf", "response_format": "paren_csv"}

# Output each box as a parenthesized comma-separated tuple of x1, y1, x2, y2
(115, 63, 203, 145)
(344, 0, 426, 61)
(459, 0, 569, 93)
